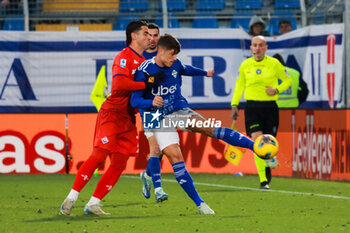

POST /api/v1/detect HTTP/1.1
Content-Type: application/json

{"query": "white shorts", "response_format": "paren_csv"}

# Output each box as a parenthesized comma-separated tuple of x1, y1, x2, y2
(143, 108, 204, 151)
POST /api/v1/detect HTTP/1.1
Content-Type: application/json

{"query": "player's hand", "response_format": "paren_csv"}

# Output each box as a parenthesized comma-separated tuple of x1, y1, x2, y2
(206, 69, 214, 77)
(231, 106, 238, 120)
(266, 86, 278, 96)
(152, 96, 163, 107)
(144, 72, 165, 90)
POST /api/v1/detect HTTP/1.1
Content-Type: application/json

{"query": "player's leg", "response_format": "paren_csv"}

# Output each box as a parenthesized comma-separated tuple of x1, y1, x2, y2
(157, 132, 214, 215)
(84, 152, 129, 215)
(141, 132, 163, 199)
(83, 115, 138, 215)
(244, 101, 272, 189)
(147, 130, 185, 203)
(60, 147, 108, 215)
(260, 101, 280, 188)
(250, 131, 270, 189)
(182, 109, 254, 152)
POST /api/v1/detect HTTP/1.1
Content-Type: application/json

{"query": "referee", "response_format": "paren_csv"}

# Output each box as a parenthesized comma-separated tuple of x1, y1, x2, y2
(231, 36, 292, 189)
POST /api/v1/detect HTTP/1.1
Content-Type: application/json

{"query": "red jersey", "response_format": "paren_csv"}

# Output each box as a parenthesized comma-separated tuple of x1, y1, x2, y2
(102, 46, 146, 120)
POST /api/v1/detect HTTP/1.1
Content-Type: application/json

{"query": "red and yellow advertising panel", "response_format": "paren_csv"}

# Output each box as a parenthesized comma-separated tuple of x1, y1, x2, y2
(1, 110, 350, 181)
(0, 114, 67, 174)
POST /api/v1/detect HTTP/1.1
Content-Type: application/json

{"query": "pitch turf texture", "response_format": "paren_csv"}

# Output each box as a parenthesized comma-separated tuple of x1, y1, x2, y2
(1, 174, 350, 233)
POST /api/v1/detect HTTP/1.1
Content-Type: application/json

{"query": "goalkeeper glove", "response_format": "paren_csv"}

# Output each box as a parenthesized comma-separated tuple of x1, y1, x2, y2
(144, 72, 165, 90)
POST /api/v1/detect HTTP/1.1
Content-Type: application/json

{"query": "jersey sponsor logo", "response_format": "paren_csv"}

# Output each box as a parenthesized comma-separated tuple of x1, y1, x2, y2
(120, 59, 126, 68)
(172, 70, 177, 78)
(256, 69, 262, 74)
(151, 84, 177, 96)
(101, 136, 109, 144)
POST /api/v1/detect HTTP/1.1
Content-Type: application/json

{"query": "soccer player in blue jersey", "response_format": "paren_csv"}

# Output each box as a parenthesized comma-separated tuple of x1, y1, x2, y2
(143, 23, 160, 60)
(141, 22, 169, 203)
(131, 34, 258, 215)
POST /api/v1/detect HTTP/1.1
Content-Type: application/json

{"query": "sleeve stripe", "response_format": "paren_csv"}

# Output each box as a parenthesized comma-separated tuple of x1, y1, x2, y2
(113, 74, 128, 78)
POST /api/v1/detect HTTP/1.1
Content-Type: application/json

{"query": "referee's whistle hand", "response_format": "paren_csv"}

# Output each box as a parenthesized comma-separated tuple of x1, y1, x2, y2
(152, 96, 164, 107)
(266, 86, 277, 96)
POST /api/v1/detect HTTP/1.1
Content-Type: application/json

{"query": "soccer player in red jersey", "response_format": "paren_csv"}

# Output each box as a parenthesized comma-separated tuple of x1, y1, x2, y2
(60, 21, 163, 216)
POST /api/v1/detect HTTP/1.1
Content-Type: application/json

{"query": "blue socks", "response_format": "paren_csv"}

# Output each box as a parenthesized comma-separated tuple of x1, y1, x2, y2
(213, 127, 254, 151)
(172, 161, 204, 206)
(146, 156, 162, 189)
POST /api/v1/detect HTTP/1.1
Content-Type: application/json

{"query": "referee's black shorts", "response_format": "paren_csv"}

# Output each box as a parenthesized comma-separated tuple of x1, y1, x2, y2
(244, 100, 279, 137)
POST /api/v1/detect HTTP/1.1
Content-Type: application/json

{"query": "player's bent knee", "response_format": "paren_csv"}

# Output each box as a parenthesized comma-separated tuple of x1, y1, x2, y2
(90, 147, 109, 165)
(150, 147, 162, 156)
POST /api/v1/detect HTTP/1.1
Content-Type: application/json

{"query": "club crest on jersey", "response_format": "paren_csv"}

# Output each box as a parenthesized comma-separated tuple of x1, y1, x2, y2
(172, 70, 177, 78)
(101, 136, 109, 144)
(120, 59, 126, 68)
(256, 69, 262, 74)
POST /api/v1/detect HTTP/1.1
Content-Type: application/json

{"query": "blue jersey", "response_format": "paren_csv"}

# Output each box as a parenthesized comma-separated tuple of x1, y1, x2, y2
(143, 51, 158, 60)
(131, 58, 207, 120)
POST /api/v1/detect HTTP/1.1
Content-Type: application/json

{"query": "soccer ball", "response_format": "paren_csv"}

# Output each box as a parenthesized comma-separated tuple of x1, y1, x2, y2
(253, 134, 279, 159)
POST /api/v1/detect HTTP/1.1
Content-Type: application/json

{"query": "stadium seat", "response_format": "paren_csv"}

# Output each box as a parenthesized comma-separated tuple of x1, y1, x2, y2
(36, 24, 112, 31)
(158, 0, 186, 13)
(231, 11, 254, 31)
(155, 15, 180, 28)
(42, 0, 119, 13)
(192, 14, 218, 28)
(273, 9, 294, 16)
(274, 0, 300, 9)
(235, 0, 263, 10)
(119, 0, 148, 13)
(114, 15, 138, 30)
(312, 12, 325, 25)
(3, 16, 24, 31)
(196, 0, 225, 12)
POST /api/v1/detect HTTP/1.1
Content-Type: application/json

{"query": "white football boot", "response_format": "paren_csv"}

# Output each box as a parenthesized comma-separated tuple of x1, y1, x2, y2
(84, 204, 110, 215)
(198, 202, 215, 215)
(60, 198, 75, 215)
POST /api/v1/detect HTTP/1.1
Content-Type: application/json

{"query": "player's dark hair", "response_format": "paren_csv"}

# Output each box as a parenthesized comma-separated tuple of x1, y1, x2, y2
(148, 23, 159, 32)
(126, 20, 148, 46)
(157, 33, 181, 54)
(273, 53, 286, 66)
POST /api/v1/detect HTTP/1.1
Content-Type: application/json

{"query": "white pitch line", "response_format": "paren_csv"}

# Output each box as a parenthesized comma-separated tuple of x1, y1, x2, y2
(123, 175, 350, 200)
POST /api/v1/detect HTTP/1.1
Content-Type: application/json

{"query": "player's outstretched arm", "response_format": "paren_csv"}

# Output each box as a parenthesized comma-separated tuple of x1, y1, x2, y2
(181, 64, 209, 77)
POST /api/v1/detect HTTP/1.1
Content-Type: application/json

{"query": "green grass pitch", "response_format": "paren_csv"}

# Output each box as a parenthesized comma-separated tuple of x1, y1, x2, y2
(1, 174, 350, 233)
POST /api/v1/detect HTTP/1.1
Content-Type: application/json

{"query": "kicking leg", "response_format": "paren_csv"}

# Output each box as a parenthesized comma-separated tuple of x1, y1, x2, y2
(187, 114, 254, 151)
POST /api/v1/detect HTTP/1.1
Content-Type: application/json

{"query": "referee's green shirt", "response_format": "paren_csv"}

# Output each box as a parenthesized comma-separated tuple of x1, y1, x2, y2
(231, 55, 292, 106)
